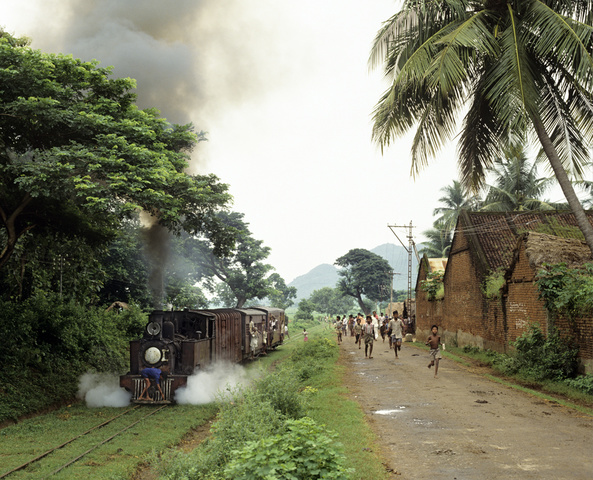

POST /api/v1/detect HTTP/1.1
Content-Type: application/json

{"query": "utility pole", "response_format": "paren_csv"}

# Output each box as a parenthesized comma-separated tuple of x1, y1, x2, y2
(388, 270, 400, 313)
(388, 221, 418, 319)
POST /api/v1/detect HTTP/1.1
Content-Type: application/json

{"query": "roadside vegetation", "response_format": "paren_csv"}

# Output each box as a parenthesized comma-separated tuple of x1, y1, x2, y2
(437, 325, 593, 409)
(154, 326, 391, 480)
(0, 294, 147, 424)
(0, 326, 392, 479)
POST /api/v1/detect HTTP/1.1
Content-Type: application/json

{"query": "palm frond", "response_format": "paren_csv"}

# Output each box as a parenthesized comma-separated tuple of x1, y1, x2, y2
(528, 1, 593, 87)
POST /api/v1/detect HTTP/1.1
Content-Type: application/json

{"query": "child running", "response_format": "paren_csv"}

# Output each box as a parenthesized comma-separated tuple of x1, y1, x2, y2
(388, 311, 405, 358)
(335, 315, 343, 344)
(426, 324, 445, 378)
(362, 315, 375, 358)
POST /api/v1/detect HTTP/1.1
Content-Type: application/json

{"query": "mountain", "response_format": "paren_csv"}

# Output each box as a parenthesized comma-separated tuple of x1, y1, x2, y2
(288, 243, 420, 303)
(288, 263, 339, 302)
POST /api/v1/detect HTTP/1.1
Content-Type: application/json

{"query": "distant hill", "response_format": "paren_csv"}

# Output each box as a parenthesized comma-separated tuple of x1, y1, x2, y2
(288, 263, 339, 302)
(288, 243, 420, 303)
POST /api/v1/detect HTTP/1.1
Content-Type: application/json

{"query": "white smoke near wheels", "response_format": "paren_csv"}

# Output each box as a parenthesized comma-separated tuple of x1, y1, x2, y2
(77, 373, 131, 408)
(175, 362, 250, 405)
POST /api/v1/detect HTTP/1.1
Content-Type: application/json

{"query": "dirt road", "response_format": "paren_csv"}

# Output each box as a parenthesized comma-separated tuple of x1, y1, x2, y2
(338, 334, 593, 480)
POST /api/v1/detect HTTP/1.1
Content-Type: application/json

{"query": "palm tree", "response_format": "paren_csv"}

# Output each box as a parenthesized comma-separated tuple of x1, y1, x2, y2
(433, 179, 481, 231)
(420, 221, 453, 258)
(577, 180, 593, 209)
(480, 143, 562, 211)
(369, 0, 593, 253)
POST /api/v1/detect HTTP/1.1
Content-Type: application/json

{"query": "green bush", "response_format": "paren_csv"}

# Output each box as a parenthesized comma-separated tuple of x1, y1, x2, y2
(564, 374, 593, 395)
(254, 368, 305, 420)
(0, 294, 146, 422)
(506, 324, 579, 381)
(482, 268, 505, 299)
(160, 387, 286, 480)
(223, 417, 352, 480)
(420, 271, 444, 301)
(288, 337, 338, 382)
(536, 262, 593, 317)
(158, 335, 344, 479)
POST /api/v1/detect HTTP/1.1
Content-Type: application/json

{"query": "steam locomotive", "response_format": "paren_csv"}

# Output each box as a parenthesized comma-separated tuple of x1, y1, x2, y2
(119, 307, 285, 403)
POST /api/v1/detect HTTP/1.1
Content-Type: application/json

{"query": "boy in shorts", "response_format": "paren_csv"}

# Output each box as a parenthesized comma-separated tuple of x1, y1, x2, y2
(363, 315, 375, 358)
(388, 311, 405, 358)
(426, 325, 445, 378)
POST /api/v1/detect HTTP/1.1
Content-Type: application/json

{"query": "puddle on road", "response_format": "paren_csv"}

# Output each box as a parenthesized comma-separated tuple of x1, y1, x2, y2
(413, 418, 434, 426)
(373, 407, 406, 415)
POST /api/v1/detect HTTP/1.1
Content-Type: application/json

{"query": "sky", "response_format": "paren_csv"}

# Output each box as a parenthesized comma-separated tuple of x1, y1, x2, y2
(0, 0, 574, 283)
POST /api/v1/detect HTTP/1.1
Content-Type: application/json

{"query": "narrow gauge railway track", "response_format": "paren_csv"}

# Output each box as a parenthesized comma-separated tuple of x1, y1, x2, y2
(0, 405, 168, 479)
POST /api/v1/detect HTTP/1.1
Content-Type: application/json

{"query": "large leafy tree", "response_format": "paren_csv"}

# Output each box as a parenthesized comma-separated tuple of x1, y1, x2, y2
(370, 0, 593, 253)
(309, 286, 356, 316)
(0, 32, 232, 274)
(266, 273, 297, 310)
(335, 248, 391, 315)
(187, 212, 276, 308)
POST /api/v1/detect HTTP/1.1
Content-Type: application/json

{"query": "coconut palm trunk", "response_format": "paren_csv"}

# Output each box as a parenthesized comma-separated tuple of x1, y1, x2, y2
(532, 114, 593, 251)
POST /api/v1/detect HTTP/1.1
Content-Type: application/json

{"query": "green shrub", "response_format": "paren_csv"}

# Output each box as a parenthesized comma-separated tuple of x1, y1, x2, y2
(158, 335, 343, 479)
(564, 374, 593, 395)
(223, 417, 352, 480)
(420, 271, 444, 301)
(536, 262, 593, 317)
(287, 337, 337, 382)
(509, 324, 579, 381)
(254, 368, 305, 420)
(0, 294, 147, 422)
(159, 383, 291, 480)
(482, 268, 505, 299)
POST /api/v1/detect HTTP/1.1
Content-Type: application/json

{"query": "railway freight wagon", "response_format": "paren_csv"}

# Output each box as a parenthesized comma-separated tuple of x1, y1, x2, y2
(120, 307, 285, 404)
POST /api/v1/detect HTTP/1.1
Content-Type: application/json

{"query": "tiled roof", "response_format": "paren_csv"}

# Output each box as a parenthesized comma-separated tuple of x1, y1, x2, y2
(458, 210, 593, 272)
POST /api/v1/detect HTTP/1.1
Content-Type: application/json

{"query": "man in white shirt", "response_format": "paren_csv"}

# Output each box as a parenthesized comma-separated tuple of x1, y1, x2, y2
(388, 310, 405, 359)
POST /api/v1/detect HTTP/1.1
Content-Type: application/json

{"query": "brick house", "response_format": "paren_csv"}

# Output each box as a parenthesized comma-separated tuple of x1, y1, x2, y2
(415, 210, 593, 373)
(507, 232, 593, 373)
(415, 256, 447, 333)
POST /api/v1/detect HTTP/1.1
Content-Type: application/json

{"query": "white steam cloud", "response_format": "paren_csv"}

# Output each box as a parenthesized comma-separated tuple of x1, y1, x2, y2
(77, 373, 131, 408)
(175, 362, 249, 405)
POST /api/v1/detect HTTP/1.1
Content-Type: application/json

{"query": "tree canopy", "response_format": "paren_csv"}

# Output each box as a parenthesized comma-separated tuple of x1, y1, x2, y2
(370, 0, 593, 253)
(308, 286, 355, 316)
(480, 144, 560, 212)
(184, 211, 287, 308)
(0, 31, 233, 276)
(335, 248, 391, 315)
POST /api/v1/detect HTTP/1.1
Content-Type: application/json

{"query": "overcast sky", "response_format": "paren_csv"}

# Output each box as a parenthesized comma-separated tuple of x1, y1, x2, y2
(0, 0, 574, 283)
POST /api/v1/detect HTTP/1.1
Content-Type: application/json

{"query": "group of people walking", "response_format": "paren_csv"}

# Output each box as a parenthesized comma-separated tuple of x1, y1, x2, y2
(333, 311, 444, 377)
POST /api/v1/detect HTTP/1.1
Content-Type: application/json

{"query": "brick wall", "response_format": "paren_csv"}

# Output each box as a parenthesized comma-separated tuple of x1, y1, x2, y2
(554, 314, 593, 373)
(415, 259, 444, 334)
(414, 227, 592, 372)
(442, 229, 492, 347)
(506, 244, 549, 340)
(507, 242, 592, 372)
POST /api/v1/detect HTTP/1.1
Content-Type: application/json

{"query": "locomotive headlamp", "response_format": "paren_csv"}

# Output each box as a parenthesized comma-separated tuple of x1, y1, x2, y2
(146, 322, 161, 336)
(144, 346, 162, 364)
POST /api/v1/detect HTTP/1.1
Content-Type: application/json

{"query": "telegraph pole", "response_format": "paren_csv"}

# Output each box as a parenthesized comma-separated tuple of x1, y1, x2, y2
(388, 221, 418, 319)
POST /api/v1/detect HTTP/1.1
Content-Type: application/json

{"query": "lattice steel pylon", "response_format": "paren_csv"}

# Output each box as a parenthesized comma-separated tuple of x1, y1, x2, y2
(388, 221, 418, 320)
